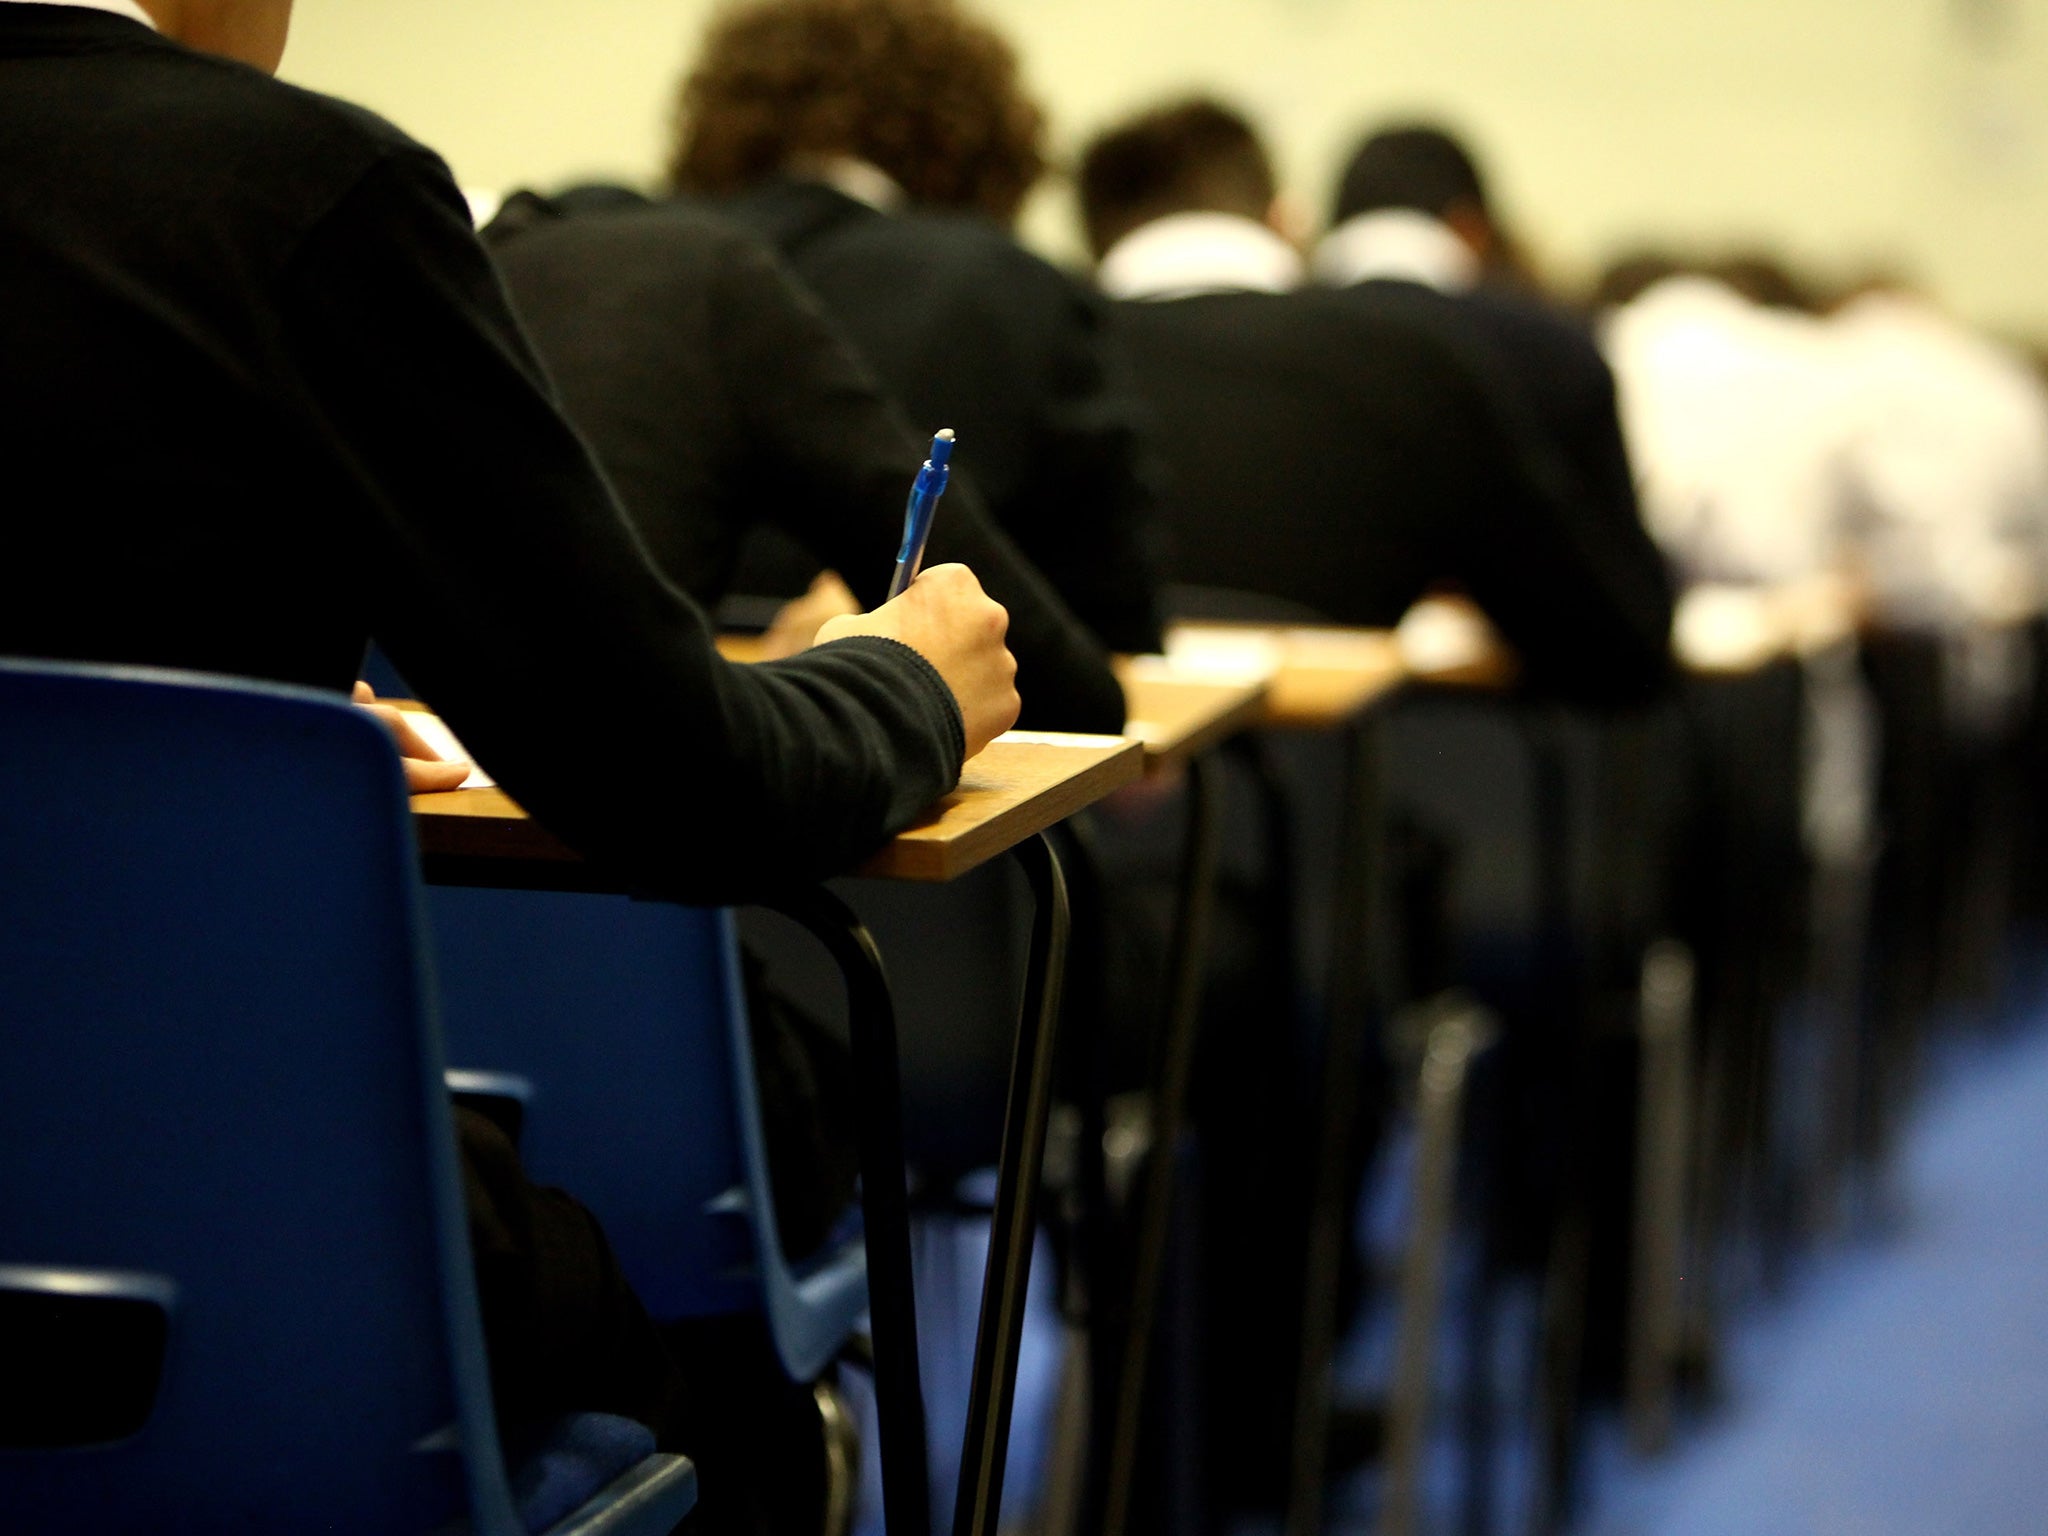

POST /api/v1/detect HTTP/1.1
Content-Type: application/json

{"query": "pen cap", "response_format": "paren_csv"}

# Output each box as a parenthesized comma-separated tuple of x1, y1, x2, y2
(927, 428, 955, 471)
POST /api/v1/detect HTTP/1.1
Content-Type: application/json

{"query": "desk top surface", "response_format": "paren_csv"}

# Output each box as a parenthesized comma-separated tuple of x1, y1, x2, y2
(1113, 661, 1269, 771)
(715, 632, 1268, 773)
(1165, 599, 1514, 727)
(410, 729, 1142, 886)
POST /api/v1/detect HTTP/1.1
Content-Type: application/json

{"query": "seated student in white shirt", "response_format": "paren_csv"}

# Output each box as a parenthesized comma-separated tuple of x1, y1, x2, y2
(1315, 121, 1652, 577)
(1077, 92, 1675, 1527)
(1314, 121, 1507, 295)
(1599, 256, 2048, 630)
(1080, 97, 1673, 701)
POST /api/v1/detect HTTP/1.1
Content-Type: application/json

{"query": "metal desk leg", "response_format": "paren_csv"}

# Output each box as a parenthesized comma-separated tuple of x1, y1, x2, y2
(768, 889, 931, 1536)
(1380, 996, 1498, 1536)
(1287, 718, 1386, 1536)
(953, 831, 1072, 1536)
(1627, 940, 1694, 1454)
(1525, 713, 1593, 1536)
(1041, 819, 1118, 1536)
(1102, 753, 1225, 1536)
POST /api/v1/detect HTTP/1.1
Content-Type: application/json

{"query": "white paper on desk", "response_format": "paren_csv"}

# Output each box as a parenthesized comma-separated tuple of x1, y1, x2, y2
(1281, 626, 1399, 669)
(401, 711, 495, 790)
(1396, 599, 1492, 674)
(989, 730, 1130, 748)
(1673, 584, 1778, 671)
(1160, 628, 1284, 682)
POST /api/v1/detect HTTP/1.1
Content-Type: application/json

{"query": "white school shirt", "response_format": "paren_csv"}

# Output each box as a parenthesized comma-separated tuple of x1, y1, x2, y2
(1311, 209, 1480, 294)
(1830, 292, 2048, 626)
(1601, 275, 1864, 590)
(1094, 212, 1304, 302)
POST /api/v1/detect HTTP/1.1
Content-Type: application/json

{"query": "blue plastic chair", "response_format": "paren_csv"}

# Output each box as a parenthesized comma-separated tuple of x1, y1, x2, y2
(422, 885, 871, 1383)
(0, 659, 696, 1536)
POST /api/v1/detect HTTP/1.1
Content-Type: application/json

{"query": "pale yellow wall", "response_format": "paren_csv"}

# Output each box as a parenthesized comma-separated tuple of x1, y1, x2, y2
(280, 0, 2048, 335)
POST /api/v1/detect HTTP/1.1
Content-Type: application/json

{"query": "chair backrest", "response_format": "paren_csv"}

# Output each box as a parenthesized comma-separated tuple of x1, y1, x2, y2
(0, 660, 519, 1534)
(424, 887, 867, 1382)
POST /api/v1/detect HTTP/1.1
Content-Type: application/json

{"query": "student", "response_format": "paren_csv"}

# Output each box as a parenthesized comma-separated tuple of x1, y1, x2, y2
(480, 188, 1126, 734)
(667, 0, 1165, 656)
(1077, 97, 1676, 1520)
(1316, 122, 1648, 569)
(0, 1, 1016, 1528)
(1602, 259, 2048, 627)
(1080, 98, 1674, 704)
(1314, 122, 1529, 295)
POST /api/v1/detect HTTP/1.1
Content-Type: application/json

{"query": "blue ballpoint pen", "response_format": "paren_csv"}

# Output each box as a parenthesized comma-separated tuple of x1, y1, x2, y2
(886, 429, 955, 600)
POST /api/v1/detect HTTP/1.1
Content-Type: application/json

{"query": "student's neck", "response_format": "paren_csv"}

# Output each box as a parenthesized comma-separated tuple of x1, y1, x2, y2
(783, 154, 908, 214)
(135, 0, 291, 73)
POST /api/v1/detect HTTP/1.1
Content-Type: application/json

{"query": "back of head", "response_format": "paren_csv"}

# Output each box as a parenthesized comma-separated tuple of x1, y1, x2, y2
(1709, 252, 1824, 314)
(1589, 249, 1694, 312)
(668, 0, 1046, 225)
(1077, 97, 1276, 259)
(1331, 122, 1488, 225)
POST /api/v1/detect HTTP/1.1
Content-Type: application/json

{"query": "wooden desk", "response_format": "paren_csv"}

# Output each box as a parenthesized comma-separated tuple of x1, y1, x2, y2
(714, 631, 1269, 775)
(1163, 623, 1406, 726)
(858, 734, 1138, 881)
(400, 696, 1135, 1536)
(1113, 658, 1269, 772)
(410, 733, 1141, 886)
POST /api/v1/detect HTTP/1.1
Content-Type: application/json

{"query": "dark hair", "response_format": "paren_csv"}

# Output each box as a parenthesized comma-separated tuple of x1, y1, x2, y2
(1588, 249, 1692, 311)
(1708, 253, 1822, 313)
(1331, 123, 1488, 225)
(668, 0, 1046, 224)
(1076, 97, 1276, 258)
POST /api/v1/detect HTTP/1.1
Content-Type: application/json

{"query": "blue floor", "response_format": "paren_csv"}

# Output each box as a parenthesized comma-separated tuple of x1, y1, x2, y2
(1578, 1019, 2048, 1536)
(856, 1020, 2048, 1536)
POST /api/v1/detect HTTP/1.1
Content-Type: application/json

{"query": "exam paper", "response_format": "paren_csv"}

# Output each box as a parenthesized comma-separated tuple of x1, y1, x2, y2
(401, 710, 494, 790)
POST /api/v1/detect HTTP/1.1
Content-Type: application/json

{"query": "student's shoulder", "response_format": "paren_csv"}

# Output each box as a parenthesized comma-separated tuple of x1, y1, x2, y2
(1119, 285, 1459, 366)
(860, 209, 1090, 307)
(489, 190, 767, 275)
(1321, 280, 1557, 378)
(129, 43, 457, 220)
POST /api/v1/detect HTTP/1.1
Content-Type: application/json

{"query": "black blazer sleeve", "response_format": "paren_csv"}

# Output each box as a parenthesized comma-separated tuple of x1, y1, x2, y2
(281, 149, 965, 900)
(1454, 294, 1674, 701)
(1435, 354, 1674, 707)
(705, 234, 1126, 733)
(999, 254, 1166, 656)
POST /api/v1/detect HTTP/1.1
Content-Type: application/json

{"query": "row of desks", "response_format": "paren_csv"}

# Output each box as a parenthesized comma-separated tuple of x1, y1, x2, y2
(398, 583, 1857, 1536)
(410, 598, 1532, 877)
(415, 578, 1851, 875)
(400, 613, 1468, 1536)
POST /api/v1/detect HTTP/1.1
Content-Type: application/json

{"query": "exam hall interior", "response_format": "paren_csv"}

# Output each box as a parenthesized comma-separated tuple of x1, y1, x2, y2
(5, 1, 2048, 1535)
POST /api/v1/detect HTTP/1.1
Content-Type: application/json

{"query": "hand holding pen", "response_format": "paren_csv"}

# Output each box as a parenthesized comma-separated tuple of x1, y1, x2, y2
(813, 427, 1020, 757)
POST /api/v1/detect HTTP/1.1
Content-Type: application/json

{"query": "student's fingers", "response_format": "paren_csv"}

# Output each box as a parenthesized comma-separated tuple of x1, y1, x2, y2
(352, 680, 376, 704)
(820, 563, 1019, 758)
(352, 696, 477, 787)
(759, 569, 863, 659)
(403, 756, 474, 793)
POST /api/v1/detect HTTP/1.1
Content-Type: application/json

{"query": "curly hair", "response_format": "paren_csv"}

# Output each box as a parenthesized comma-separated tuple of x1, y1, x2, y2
(667, 0, 1047, 225)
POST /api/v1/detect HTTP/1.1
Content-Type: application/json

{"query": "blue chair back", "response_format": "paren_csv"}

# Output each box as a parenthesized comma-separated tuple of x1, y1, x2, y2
(424, 886, 869, 1382)
(0, 660, 689, 1535)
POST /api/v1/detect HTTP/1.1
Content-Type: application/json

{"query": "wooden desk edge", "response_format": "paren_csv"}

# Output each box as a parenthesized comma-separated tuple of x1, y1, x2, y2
(412, 737, 1144, 887)
(1114, 669, 1270, 773)
(854, 736, 1143, 882)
